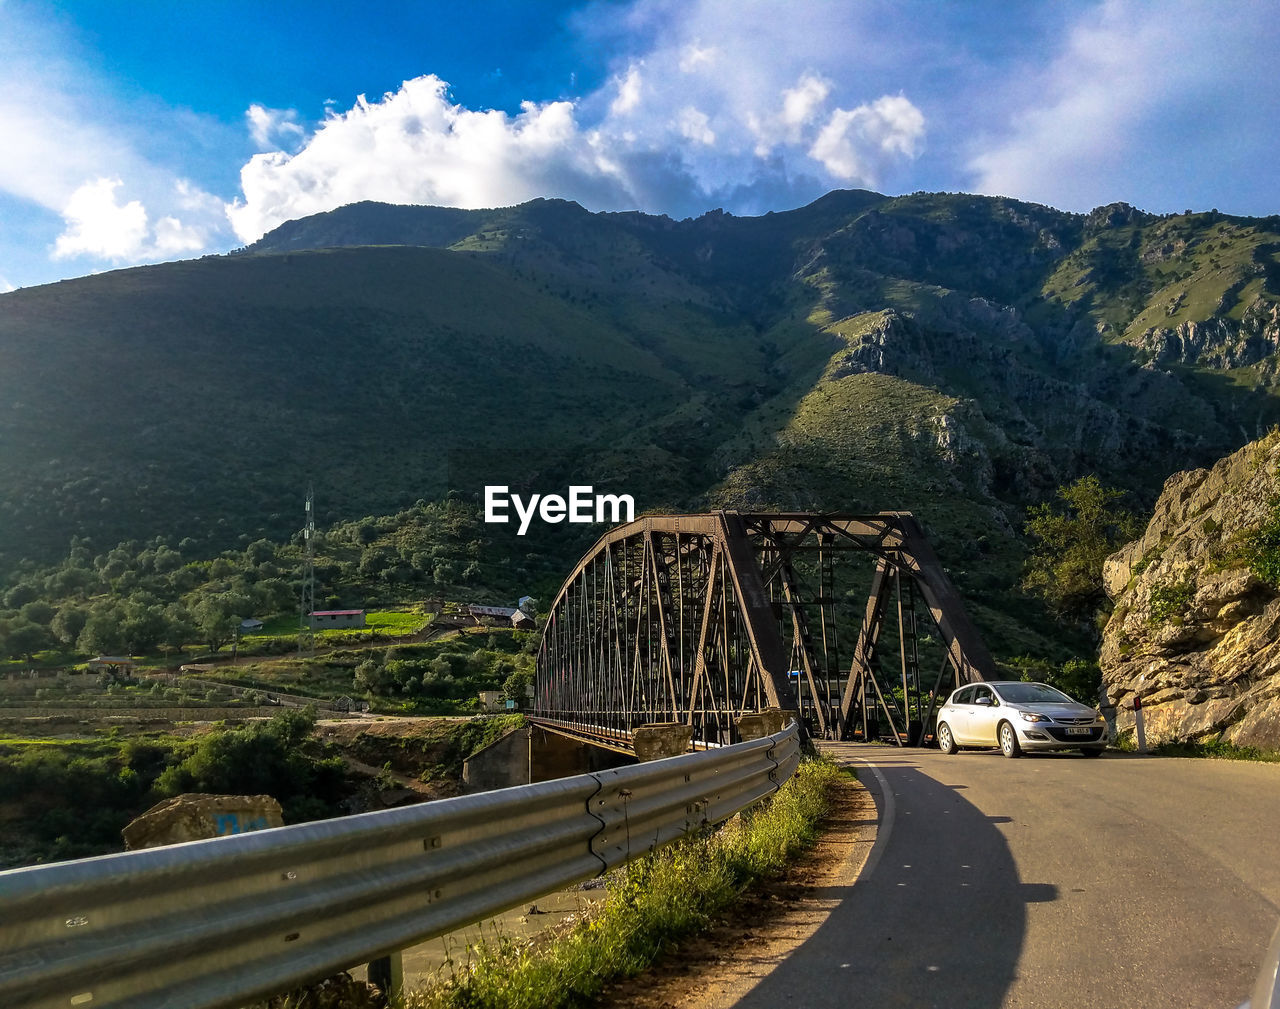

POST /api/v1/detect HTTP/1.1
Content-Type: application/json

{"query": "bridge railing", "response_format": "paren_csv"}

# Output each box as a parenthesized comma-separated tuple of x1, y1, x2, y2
(0, 721, 800, 1009)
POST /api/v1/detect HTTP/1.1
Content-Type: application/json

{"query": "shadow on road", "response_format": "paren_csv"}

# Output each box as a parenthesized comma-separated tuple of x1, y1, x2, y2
(733, 756, 1055, 1009)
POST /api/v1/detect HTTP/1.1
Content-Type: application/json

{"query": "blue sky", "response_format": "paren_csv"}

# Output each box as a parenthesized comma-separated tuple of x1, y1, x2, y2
(2, 0, 1278, 291)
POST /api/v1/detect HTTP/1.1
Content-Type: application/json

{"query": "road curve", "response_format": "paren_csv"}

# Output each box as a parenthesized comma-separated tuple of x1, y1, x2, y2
(731, 742, 1280, 1009)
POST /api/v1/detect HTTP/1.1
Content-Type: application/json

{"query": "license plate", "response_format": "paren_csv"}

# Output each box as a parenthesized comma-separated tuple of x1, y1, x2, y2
(1066, 726, 1091, 736)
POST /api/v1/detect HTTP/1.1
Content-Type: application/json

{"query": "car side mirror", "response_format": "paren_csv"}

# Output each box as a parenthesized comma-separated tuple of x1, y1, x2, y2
(975, 696, 992, 706)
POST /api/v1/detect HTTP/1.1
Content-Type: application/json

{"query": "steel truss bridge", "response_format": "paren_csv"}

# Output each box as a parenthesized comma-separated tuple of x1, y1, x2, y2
(534, 511, 997, 748)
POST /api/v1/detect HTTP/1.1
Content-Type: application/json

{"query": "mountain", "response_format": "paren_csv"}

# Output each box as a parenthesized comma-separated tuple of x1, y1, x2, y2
(1100, 431, 1280, 747)
(3, 190, 1279, 656)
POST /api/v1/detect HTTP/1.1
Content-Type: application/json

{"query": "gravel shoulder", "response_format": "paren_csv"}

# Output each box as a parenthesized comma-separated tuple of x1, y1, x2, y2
(593, 766, 877, 1009)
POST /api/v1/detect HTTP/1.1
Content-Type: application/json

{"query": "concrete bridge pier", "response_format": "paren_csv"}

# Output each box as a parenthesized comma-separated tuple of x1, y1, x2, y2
(462, 724, 636, 792)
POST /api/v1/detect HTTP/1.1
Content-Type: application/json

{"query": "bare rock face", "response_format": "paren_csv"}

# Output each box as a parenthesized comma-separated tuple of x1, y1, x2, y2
(1101, 432, 1280, 746)
(1137, 297, 1280, 370)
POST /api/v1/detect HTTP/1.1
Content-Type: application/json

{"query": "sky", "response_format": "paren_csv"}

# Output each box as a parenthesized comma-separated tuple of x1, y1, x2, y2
(1, 0, 1278, 291)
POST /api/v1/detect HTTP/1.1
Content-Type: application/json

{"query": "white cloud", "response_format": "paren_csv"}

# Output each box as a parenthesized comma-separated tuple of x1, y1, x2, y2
(246, 104, 305, 151)
(0, 5, 234, 275)
(678, 43, 719, 73)
(151, 214, 207, 255)
(677, 106, 715, 145)
(227, 76, 640, 242)
(0, 274, 14, 294)
(810, 96, 925, 182)
(781, 75, 831, 138)
(228, 1, 928, 242)
(52, 177, 216, 261)
(610, 65, 643, 116)
(53, 178, 148, 260)
(965, 0, 1280, 212)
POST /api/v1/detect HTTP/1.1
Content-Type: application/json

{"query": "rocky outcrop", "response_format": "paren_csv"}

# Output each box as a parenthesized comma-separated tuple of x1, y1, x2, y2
(1100, 432, 1280, 747)
(1138, 296, 1280, 369)
(1084, 201, 1155, 234)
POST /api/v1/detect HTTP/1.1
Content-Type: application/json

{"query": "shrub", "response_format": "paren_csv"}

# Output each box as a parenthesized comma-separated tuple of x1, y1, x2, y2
(1148, 580, 1195, 624)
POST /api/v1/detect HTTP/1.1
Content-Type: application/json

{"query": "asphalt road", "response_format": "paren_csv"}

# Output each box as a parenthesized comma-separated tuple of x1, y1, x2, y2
(734, 743, 1280, 1009)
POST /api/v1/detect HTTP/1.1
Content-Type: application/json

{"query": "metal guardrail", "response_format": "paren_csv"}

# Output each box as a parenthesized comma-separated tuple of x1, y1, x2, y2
(0, 721, 800, 1009)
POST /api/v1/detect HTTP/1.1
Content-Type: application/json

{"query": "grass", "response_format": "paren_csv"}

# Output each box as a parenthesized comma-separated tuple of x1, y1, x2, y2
(243, 610, 431, 641)
(402, 757, 843, 1009)
(1152, 738, 1280, 762)
(361, 611, 432, 634)
(1037, 212, 1280, 342)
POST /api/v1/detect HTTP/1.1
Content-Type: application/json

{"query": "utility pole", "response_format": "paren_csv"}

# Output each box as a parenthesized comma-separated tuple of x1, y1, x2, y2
(298, 485, 315, 657)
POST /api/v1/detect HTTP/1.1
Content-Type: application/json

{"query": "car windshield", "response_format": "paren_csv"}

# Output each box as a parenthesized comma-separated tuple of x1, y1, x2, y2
(994, 682, 1075, 704)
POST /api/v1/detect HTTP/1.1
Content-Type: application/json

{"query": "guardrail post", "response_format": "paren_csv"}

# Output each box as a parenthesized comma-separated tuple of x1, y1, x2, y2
(368, 951, 403, 1002)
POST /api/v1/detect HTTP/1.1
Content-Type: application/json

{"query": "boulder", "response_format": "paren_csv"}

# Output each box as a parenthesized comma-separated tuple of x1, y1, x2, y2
(122, 793, 284, 850)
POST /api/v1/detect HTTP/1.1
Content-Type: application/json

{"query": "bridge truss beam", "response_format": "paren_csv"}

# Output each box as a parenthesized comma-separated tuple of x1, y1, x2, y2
(535, 511, 996, 747)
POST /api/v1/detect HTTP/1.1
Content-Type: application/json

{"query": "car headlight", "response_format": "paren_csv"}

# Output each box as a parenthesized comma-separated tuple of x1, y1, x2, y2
(1018, 711, 1049, 723)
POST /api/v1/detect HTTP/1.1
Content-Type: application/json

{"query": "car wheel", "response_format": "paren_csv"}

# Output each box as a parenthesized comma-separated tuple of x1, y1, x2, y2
(999, 721, 1022, 758)
(1080, 746, 1104, 758)
(938, 722, 957, 755)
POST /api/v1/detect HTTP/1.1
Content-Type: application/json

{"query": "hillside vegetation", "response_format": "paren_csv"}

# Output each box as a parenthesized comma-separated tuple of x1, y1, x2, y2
(4, 190, 1280, 658)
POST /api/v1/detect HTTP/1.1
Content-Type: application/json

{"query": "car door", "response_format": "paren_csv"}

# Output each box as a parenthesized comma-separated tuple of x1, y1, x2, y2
(969, 684, 998, 745)
(945, 685, 975, 743)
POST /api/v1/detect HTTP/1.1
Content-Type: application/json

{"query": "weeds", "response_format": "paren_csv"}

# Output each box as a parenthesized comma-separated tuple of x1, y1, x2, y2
(1113, 728, 1280, 761)
(1153, 738, 1280, 762)
(1148, 579, 1195, 624)
(403, 757, 842, 1009)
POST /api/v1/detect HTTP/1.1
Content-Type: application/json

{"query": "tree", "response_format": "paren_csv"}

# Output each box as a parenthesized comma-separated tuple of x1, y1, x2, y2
(193, 592, 252, 652)
(48, 565, 96, 598)
(50, 605, 89, 647)
(161, 604, 196, 655)
(19, 600, 55, 626)
(1023, 476, 1141, 628)
(77, 607, 128, 656)
(5, 621, 49, 661)
(152, 545, 184, 574)
(503, 668, 535, 709)
(2, 583, 38, 609)
(243, 539, 275, 566)
(154, 708, 339, 822)
(357, 545, 396, 578)
(354, 659, 396, 696)
(121, 601, 168, 654)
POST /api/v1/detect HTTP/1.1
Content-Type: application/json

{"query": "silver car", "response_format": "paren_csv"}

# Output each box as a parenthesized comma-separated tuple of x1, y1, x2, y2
(935, 680, 1107, 757)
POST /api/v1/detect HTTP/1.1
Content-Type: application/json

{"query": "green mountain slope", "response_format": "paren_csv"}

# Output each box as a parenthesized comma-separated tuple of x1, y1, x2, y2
(4, 190, 1280, 657)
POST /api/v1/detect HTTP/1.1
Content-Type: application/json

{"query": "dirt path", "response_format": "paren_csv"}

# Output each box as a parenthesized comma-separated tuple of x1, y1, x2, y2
(593, 769, 877, 1009)
(339, 755, 437, 793)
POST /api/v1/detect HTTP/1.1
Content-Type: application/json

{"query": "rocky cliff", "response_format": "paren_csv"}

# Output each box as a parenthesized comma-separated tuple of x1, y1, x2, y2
(1137, 297, 1280, 371)
(1100, 432, 1280, 747)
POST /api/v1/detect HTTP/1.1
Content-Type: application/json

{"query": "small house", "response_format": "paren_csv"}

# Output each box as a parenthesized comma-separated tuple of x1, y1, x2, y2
(308, 609, 367, 630)
(239, 618, 265, 633)
(88, 656, 135, 674)
(467, 604, 519, 624)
